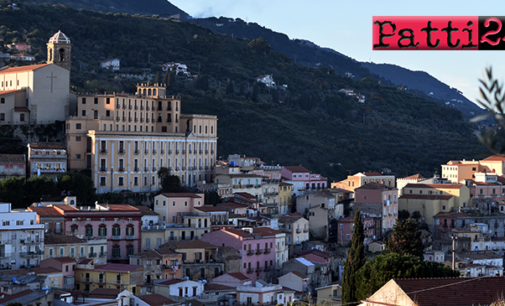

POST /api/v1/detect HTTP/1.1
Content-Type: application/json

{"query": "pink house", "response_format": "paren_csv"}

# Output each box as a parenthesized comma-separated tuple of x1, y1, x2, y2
(337, 215, 375, 245)
(281, 166, 327, 196)
(153, 193, 204, 224)
(58, 204, 142, 262)
(202, 228, 276, 281)
(40, 257, 76, 289)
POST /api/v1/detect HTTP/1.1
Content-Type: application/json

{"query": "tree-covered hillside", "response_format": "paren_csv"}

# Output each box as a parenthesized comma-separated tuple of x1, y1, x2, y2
(0, 2, 483, 182)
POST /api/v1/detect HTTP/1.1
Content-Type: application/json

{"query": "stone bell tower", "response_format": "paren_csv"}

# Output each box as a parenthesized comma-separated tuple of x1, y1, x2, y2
(47, 30, 72, 71)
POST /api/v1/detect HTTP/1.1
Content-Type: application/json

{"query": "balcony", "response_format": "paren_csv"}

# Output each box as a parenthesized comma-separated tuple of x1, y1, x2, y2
(264, 248, 271, 254)
(161, 150, 165, 154)
(89, 252, 97, 258)
(97, 278, 105, 284)
(152, 166, 157, 172)
(129, 105, 133, 110)
(118, 167, 125, 172)
(100, 167, 107, 172)
(145, 150, 149, 154)
(146, 118, 150, 123)
(116, 116, 121, 121)
(135, 105, 138, 110)
(255, 249, 264, 255)
(199, 150, 203, 154)
(182, 150, 186, 154)
(211, 150, 215, 154)
(168, 150, 173, 154)
(99, 150, 107, 155)
(134, 118, 138, 122)
(153, 150, 157, 154)
(140, 118, 144, 123)
(122, 117, 126, 121)
(140, 105, 144, 110)
(296, 228, 302, 233)
(128, 117, 132, 122)
(264, 266, 271, 272)
(247, 268, 254, 274)
(256, 267, 263, 272)
(126, 235, 135, 240)
(122, 104, 126, 109)
(134, 167, 139, 172)
(116, 104, 121, 109)
(99, 252, 107, 257)
(83, 277, 91, 283)
(112, 235, 121, 240)
(176, 150, 180, 155)
(118, 149, 125, 155)
(189, 150, 192, 154)
(303, 228, 309, 233)
(247, 250, 255, 256)
(20, 251, 44, 257)
(134, 150, 140, 155)
(145, 167, 150, 172)
(146, 106, 150, 110)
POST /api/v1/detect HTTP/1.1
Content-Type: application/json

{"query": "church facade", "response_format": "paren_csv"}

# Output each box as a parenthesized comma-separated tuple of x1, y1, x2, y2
(0, 31, 71, 125)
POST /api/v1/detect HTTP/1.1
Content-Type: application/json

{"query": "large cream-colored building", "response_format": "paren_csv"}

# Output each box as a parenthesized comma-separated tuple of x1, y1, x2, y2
(0, 31, 71, 125)
(66, 83, 217, 192)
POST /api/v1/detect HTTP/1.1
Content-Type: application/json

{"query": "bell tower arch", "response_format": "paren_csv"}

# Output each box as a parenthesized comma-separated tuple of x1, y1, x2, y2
(47, 30, 72, 71)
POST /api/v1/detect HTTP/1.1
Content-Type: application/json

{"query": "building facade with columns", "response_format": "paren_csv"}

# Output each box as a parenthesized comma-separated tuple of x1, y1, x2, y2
(65, 83, 217, 193)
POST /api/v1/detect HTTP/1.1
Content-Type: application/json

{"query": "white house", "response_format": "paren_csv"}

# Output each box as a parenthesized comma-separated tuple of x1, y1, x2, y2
(154, 279, 204, 299)
(256, 75, 276, 88)
(10, 53, 35, 61)
(100, 58, 120, 71)
(278, 271, 309, 292)
(160, 62, 190, 76)
(236, 282, 295, 306)
(0, 203, 45, 269)
(423, 250, 444, 263)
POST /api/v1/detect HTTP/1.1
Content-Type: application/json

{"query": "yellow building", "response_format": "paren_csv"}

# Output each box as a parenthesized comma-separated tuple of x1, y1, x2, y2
(279, 182, 293, 215)
(66, 83, 217, 193)
(75, 262, 143, 295)
(316, 283, 342, 305)
(399, 183, 471, 225)
(44, 234, 108, 264)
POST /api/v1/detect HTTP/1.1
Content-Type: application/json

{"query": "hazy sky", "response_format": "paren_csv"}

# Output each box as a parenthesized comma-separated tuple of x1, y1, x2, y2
(169, 0, 505, 105)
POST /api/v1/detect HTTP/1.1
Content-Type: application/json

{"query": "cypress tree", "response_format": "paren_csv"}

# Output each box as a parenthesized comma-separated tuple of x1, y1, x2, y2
(383, 218, 424, 260)
(342, 209, 366, 304)
(154, 72, 161, 84)
(162, 72, 169, 86)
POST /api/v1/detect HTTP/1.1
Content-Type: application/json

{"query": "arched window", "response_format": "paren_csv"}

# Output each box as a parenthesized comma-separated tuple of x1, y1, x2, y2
(59, 48, 65, 61)
(153, 89, 157, 96)
(148, 89, 152, 96)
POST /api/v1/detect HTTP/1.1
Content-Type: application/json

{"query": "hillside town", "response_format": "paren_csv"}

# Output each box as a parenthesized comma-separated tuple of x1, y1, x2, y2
(0, 30, 503, 306)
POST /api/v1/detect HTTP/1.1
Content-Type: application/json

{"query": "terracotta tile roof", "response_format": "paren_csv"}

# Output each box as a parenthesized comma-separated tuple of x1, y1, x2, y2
(160, 240, 218, 249)
(133, 250, 163, 259)
(399, 173, 427, 181)
(1, 267, 60, 275)
(0, 89, 24, 97)
(161, 193, 202, 198)
(289, 213, 303, 217)
(27, 206, 63, 217)
(46, 257, 76, 264)
(328, 188, 353, 194)
(337, 216, 355, 223)
(363, 172, 383, 176)
(53, 205, 80, 212)
(393, 277, 505, 306)
(0, 290, 34, 304)
(404, 183, 464, 189)
(458, 252, 503, 260)
(399, 194, 454, 200)
(155, 248, 180, 255)
(295, 249, 332, 259)
(28, 142, 66, 150)
(289, 271, 308, 279)
(14, 107, 30, 112)
(0, 64, 49, 74)
(225, 228, 254, 238)
(158, 279, 184, 286)
(227, 272, 251, 281)
(88, 288, 120, 299)
(44, 234, 85, 245)
(279, 215, 304, 223)
(99, 204, 140, 211)
(234, 192, 256, 199)
(196, 206, 228, 212)
(283, 166, 310, 173)
(483, 155, 505, 161)
(136, 205, 159, 216)
(93, 263, 142, 272)
(252, 227, 283, 235)
(204, 283, 235, 291)
(217, 203, 249, 209)
(355, 182, 397, 190)
(139, 294, 178, 306)
(0, 154, 25, 162)
(78, 258, 93, 264)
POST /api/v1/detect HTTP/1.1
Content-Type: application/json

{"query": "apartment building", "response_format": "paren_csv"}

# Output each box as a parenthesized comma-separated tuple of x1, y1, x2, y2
(75, 262, 143, 295)
(0, 203, 45, 269)
(59, 203, 142, 262)
(202, 228, 276, 282)
(44, 234, 108, 264)
(281, 166, 328, 196)
(0, 154, 25, 179)
(65, 83, 217, 193)
(153, 193, 204, 224)
(129, 249, 183, 291)
(278, 214, 309, 257)
(27, 142, 67, 180)
(253, 227, 288, 276)
(331, 172, 395, 192)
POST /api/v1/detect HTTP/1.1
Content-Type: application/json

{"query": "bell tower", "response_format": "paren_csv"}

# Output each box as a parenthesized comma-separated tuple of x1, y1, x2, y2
(47, 30, 72, 71)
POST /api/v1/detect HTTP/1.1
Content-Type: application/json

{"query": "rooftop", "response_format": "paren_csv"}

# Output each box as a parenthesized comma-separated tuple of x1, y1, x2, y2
(252, 227, 283, 235)
(355, 182, 397, 191)
(392, 277, 505, 306)
(399, 194, 454, 200)
(44, 235, 85, 245)
(226, 272, 251, 281)
(404, 183, 464, 190)
(136, 205, 159, 216)
(283, 166, 310, 173)
(0, 154, 25, 162)
(160, 193, 202, 198)
(139, 294, 178, 306)
(92, 263, 142, 272)
(0, 64, 49, 75)
(483, 155, 505, 161)
(28, 142, 66, 150)
(196, 206, 228, 212)
(399, 173, 427, 181)
(88, 288, 120, 299)
(204, 283, 235, 291)
(160, 240, 218, 250)
(27, 206, 62, 217)
(44, 257, 76, 264)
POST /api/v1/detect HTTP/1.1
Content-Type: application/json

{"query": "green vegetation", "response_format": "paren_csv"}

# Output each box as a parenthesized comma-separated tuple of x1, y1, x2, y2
(0, 2, 483, 182)
(342, 211, 366, 304)
(157, 167, 182, 193)
(355, 254, 460, 301)
(57, 171, 96, 205)
(383, 218, 424, 260)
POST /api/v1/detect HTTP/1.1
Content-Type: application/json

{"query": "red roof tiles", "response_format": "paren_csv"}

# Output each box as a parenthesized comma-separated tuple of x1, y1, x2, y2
(227, 272, 251, 281)
(0, 64, 49, 74)
(27, 206, 63, 217)
(252, 227, 283, 235)
(139, 294, 178, 306)
(283, 166, 310, 173)
(483, 155, 505, 161)
(0, 89, 24, 96)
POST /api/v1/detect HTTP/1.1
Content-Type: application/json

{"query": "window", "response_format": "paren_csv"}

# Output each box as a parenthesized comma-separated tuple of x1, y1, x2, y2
(82, 98, 86, 104)
(94, 98, 98, 104)
(0, 113, 4, 121)
(81, 110, 86, 116)
(20, 114, 25, 121)
(76, 123, 81, 130)
(76, 154, 81, 159)
(119, 177, 124, 186)
(100, 177, 106, 186)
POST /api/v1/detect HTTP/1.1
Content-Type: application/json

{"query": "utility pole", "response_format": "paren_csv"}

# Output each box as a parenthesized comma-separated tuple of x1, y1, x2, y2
(451, 235, 458, 270)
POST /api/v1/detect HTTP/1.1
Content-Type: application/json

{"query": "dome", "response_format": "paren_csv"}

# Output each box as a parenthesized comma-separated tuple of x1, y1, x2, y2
(48, 30, 71, 44)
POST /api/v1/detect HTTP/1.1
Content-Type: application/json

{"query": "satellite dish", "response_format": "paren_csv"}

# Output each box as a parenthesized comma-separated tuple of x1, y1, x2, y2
(38, 203, 42, 207)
